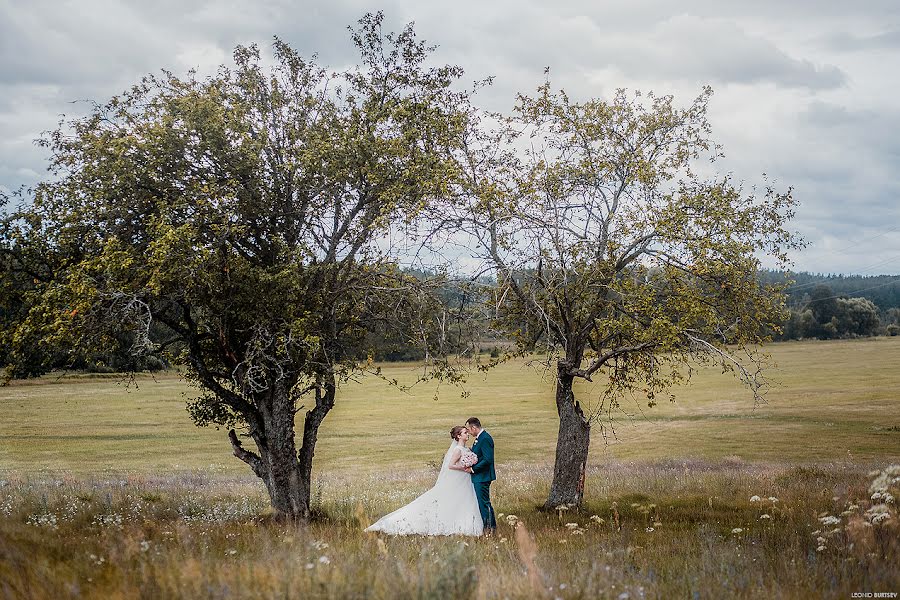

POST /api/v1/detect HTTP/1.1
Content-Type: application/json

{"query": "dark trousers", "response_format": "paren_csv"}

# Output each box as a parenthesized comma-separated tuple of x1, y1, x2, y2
(474, 481, 497, 530)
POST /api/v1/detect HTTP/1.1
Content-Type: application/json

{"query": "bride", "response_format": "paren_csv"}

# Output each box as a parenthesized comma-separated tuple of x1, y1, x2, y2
(365, 426, 484, 536)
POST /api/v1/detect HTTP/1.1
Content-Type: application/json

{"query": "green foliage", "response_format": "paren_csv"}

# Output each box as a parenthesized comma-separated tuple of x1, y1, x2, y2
(761, 269, 900, 312)
(0, 14, 482, 518)
(454, 84, 803, 415)
(776, 284, 881, 339)
(3, 14, 472, 423)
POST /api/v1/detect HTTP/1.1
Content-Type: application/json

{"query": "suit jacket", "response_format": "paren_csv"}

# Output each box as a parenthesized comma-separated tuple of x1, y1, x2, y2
(470, 430, 496, 483)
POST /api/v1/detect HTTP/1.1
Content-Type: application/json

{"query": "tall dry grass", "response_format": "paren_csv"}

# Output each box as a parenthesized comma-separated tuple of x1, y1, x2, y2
(1, 460, 897, 599)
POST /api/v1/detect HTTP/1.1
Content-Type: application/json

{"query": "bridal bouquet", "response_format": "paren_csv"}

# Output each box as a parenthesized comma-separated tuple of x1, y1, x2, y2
(460, 449, 478, 468)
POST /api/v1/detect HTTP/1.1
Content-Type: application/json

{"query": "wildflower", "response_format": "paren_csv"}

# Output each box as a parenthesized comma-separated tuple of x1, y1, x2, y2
(759, 514, 772, 520)
(867, 464, 900, 495)
(590, 515, 605, 525)
(318, 555, 330, 565)
(305, 563, 314, 570)
(871, 492, 884, 502)
(819, 515, 841, 527)
(865, 504, 892, 525)
(768, 497, 779, 503)
(749, 495, 761, 502)
(653, 521, 662, 527)
(731, 528, 743, 534)
(565, 522, 580, 530)
(816, 545, 826, 552)
(506, 514, 519, 525)
(646, 527, 655, 532)
(226, 549, 237, 555)
(140, 540, 151, 552)
(571, 529, 585, 535)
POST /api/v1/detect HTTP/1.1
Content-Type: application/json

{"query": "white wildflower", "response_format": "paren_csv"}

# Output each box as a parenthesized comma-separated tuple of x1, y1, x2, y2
(26, 513, 58, 529)
(816, 545, 826, 552)
(819, 515, 841, 527)
(564, 522, 580, 530)
(759, 514, 772, 520)
(768, 497, 779, 503)
(749, 495, 761, 502)
(318, 555, 330, 565)
(865, 504, 892, 525)
(731, 528, 743, 534)
(646, 527, 655, 532)
(867, 464, 900, 495)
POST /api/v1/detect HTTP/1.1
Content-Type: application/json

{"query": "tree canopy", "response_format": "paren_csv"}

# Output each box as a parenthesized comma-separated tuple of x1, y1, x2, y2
(452, 83, 802, 507)
(1, 13, 473, 519)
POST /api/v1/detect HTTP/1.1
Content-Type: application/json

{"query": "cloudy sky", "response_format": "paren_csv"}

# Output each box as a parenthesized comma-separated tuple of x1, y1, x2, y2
(2, 0, 899, 275)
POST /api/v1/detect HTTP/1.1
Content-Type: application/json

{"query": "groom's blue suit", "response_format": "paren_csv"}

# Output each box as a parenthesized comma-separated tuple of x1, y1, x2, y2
(470, 430, 497, 530)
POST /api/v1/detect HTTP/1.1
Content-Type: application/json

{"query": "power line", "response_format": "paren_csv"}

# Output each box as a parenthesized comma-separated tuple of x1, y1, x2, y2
(785, 254, 900, 292)
(796, 273, 900, 307)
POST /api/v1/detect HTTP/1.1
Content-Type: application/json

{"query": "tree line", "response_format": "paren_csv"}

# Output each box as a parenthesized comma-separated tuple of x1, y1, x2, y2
(759, 270, 900, 339)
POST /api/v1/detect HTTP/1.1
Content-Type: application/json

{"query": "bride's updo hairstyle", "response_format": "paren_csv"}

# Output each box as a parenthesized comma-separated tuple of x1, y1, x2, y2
(450, 425, 466, 441)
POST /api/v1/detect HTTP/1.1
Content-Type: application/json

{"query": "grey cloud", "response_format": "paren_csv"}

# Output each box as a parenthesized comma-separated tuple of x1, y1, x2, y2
(605, 15, 847, 90)
(1, 0, 899, 273)
(821, 30, 900, 52)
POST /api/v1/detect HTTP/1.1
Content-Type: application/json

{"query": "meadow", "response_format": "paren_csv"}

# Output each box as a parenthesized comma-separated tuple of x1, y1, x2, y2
(1, 338, 898, 599)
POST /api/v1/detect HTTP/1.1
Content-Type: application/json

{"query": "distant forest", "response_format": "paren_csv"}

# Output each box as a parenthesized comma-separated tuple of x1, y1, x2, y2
(760, 270, 900, 340)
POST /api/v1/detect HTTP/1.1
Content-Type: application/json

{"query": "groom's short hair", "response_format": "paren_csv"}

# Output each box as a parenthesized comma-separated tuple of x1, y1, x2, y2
(465, 417, 481, 428)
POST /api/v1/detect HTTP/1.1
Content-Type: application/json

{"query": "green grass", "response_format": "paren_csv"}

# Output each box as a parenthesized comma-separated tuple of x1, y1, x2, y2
(1, 338, 899, 598)
(1, 337, 899, 474)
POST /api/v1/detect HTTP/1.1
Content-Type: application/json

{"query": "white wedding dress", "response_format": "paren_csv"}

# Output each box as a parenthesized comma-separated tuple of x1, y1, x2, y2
(365, 442, 484, 536)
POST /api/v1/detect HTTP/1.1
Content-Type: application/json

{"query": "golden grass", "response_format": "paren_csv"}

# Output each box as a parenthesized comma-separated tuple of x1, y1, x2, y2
(1, 462, 897, 599)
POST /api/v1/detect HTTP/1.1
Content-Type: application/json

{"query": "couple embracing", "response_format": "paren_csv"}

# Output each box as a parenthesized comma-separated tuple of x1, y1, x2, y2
(366, 417, 497, 536)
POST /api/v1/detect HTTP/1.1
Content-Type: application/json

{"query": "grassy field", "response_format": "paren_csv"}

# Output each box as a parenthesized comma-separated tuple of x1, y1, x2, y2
(2, 337, 898, 474)
(1, 338, 899, 599)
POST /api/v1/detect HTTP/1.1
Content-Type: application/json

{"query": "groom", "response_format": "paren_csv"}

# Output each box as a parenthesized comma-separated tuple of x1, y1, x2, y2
(465, 417, 497, 533)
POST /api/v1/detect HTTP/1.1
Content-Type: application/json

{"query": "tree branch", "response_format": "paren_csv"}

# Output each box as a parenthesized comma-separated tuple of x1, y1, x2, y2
(570, 341, 656, 381)
(228, 429, 267, 478)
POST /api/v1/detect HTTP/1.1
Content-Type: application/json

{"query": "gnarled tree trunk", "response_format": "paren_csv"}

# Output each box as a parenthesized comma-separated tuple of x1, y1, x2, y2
(229, 373, 336, 521)
(544, 366, 590, 509)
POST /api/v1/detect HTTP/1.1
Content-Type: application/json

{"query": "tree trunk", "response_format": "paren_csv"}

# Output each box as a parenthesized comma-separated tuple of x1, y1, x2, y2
(544, 366, 590, 509)
(229, 375, 335, 521)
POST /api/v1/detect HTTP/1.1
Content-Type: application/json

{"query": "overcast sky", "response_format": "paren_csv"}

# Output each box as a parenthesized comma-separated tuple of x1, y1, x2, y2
(2, 0, 899, 275)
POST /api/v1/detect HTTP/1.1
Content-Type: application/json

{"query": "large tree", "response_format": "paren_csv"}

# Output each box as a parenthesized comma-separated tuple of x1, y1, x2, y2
(455, 84, 802, 508)
(3, 13, 470, 520)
